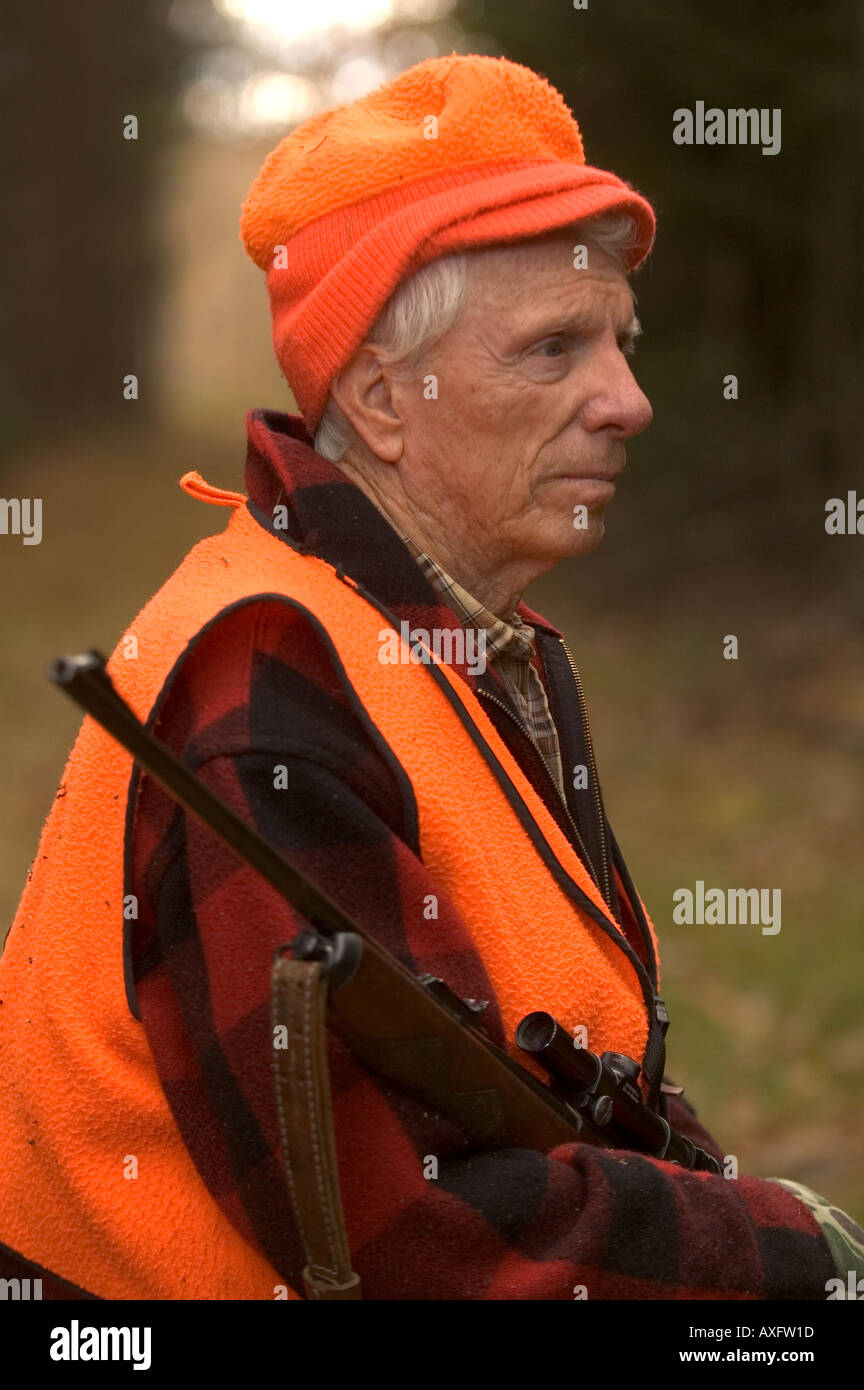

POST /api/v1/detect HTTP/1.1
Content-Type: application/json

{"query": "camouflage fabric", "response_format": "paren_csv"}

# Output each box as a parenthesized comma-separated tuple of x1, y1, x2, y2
(770, 1179, 864, 1294)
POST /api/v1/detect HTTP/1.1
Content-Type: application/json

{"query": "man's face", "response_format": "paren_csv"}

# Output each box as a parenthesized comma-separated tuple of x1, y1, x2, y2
(393, 229, 653, 573)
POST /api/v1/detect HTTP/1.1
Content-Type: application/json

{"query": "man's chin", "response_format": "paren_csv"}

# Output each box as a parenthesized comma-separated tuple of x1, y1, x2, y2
(562, 515, 606, 558)
(522, 514, 607, 570)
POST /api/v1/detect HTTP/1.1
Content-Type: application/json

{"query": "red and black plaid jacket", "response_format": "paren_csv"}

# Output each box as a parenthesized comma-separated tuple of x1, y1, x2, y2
(128, 408, 835, 1300)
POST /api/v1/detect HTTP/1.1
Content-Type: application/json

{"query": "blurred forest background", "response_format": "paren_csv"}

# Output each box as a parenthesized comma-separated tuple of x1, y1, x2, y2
(1, 0, 862, 1215)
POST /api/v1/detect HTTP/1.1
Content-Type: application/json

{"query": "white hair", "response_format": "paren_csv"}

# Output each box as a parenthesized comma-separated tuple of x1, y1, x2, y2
(313, 210, 641, 462)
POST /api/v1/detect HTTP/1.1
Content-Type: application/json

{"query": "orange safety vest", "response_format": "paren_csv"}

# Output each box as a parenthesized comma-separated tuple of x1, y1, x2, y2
(0, 477, 659, 1300)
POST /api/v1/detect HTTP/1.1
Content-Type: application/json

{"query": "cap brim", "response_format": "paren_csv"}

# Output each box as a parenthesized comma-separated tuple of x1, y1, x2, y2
(420, 166, 655, 270)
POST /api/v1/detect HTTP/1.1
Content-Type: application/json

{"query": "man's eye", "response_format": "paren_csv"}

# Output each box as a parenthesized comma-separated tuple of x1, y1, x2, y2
(536, 337, 565, 357)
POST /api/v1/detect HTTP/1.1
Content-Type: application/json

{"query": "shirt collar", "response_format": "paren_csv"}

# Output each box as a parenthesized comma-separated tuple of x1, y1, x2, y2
(397, 532, 538, 665)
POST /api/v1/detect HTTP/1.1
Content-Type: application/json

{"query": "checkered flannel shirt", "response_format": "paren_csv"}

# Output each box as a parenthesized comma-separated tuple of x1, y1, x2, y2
(398, 533, 566, 796)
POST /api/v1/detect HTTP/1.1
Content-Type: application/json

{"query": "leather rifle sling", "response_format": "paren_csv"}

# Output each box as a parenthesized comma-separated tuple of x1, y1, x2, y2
(271, 956, 363, 1300)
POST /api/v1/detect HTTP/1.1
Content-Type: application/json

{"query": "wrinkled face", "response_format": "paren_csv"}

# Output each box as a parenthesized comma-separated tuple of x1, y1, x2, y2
(394, 229, 653, 570)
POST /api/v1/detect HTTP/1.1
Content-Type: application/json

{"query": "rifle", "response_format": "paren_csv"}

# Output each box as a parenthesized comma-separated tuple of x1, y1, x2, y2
(50, 650, 721, 1296)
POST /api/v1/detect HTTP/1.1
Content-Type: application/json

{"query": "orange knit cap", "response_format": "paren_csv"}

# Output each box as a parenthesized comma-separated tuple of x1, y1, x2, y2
(240, 54, 656, 433)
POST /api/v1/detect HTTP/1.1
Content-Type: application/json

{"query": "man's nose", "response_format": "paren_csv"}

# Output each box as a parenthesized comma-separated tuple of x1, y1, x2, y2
(581, 352, 653, 439)
(618, 372, 653, 439)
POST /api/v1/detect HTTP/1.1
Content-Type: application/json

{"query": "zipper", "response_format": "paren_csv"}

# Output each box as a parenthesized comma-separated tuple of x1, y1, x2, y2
(477, 684, 602, 895)
(558, 638, 612, 908)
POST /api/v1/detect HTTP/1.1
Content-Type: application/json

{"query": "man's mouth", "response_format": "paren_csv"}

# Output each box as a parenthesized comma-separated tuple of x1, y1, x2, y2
(547, 456, 626, 485)
(548, 472, 621, 488)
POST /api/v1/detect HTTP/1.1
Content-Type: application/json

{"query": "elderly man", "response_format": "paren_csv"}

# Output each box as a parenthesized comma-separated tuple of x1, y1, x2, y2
(0, 54, 860, 1302)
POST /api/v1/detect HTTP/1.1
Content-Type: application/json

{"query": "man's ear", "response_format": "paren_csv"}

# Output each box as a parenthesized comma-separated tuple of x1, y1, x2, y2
(329, 347, 404, 463)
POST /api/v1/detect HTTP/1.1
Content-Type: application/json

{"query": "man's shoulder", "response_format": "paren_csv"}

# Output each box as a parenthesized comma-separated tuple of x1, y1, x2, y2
(133, 586, 417, 860)
(151, 594, 355, 766)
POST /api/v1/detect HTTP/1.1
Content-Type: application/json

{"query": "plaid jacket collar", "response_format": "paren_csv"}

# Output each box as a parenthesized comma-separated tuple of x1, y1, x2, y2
(243, 408, 564, 691)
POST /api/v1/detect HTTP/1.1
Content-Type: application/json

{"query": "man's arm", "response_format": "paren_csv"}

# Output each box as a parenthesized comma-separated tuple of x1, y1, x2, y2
(128, 599, 837, 1299)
